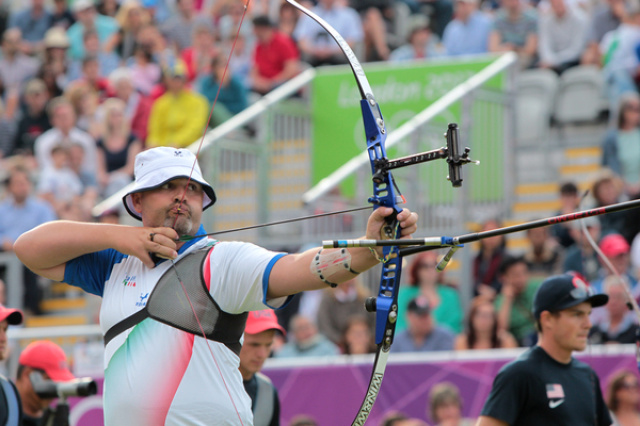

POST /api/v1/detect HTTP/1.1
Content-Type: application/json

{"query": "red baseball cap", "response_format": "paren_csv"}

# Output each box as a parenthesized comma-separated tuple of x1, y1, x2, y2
(0, 305, 22, 325)
(19, 341, 75, 382)
(599, 234, 630, 258)
(245, 310, 286, 336)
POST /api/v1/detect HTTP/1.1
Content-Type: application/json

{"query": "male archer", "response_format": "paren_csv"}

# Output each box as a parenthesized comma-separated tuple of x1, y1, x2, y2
(15, 146, 418, 425)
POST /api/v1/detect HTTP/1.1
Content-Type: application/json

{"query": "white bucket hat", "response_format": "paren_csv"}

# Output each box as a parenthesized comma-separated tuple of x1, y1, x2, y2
(122, 147, 216, 220)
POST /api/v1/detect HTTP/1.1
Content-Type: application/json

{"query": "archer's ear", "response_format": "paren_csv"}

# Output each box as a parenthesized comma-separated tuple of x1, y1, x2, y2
(130, 193, 143, 214)
(539, 311, 553, 332)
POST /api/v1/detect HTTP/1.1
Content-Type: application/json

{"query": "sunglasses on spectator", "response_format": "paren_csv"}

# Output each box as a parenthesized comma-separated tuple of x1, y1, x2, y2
(620, 381, 640, 390)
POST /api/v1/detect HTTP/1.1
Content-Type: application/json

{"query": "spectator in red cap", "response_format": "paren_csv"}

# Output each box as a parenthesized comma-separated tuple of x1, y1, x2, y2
(240, 309, 285, 426)
(14, 340, 75, 425)
(592, 233, 638, 296)
(0, 304, 22, 360)
(0, 304, 22, 425)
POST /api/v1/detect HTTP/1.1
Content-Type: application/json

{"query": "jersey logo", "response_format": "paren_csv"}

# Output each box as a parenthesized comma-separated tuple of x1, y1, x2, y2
(548, 399, 564, 409)
(546, 383, 565, 409)
(122, 275, 137, 287)
(135, 292, 149, 307)
(546, 383, 565, 399)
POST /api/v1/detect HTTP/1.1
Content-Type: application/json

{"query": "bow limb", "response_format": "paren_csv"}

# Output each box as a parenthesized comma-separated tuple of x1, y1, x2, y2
(285, 1, 404, 424)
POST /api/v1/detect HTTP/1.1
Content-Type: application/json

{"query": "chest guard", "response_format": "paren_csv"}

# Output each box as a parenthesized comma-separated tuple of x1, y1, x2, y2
(104, 246, 248, 355)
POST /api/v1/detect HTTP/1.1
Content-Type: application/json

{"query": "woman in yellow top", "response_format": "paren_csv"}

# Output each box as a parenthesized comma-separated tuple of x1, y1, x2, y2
(146, 60, 209, 148)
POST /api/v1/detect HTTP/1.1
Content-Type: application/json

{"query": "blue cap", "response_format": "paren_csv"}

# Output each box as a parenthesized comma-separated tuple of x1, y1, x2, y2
(532, 273, 608, 319)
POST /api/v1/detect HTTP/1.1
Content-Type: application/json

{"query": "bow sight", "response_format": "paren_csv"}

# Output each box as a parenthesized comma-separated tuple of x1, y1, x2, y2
(370, 123, 478, 188)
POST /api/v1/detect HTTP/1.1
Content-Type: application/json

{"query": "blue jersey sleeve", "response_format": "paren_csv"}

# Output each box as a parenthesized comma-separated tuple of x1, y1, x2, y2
(63, 249, 127, 297)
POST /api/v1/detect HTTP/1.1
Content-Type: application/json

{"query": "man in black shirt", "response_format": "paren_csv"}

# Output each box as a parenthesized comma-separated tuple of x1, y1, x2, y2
(240, 310, 285, 426)
(11, 78, 51, 157)
(478, 273, 612, 426)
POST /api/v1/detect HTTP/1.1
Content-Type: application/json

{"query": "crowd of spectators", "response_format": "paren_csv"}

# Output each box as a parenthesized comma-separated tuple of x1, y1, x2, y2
(0, 0, 632, 366)
(0, 0, 634, 307)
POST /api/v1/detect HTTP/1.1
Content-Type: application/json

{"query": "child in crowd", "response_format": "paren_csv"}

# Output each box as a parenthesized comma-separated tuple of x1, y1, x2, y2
(36, 144, 83, 220)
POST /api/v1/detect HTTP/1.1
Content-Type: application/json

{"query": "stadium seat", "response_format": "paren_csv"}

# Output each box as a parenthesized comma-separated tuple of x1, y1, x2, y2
(553, 65, 605, 124)
(515, 68, 559, 145)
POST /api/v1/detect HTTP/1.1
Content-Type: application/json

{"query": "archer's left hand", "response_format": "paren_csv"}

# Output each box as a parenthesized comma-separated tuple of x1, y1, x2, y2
(366, 207, 418, 241)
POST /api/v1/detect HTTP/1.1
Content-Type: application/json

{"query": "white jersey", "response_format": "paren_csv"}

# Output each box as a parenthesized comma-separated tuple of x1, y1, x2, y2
(63, 230, 288, 426)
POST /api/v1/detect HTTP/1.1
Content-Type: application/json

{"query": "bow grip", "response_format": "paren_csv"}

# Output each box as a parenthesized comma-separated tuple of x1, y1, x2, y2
(379, 207, 402, 239)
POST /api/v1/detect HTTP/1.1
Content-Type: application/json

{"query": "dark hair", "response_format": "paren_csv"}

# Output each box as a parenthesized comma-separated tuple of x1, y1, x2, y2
(606, 369, 640, 412)
(618, 92, 640, 129)
(429, 382, 463, 423)
(252, 15, 273, 28)
(535, 310, 560, 333)
(5, 165, 31, 187)
(210, 52, 226, 69)
(498, 255, 526, 276)
(559, 181, 578, 196)
(338, 315, 376, 355)
(407, 251, 439, 286)
(16, 365, 45, 381)
(465, 297, 499, 349)
(133, 43, 154, 62)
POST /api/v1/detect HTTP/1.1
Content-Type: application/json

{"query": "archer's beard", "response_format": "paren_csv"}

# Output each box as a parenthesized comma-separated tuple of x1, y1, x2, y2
(164, 215, 194, 237)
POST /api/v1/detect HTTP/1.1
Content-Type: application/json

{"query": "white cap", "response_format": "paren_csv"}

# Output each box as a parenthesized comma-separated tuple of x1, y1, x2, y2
(122, 147, 216, 220)
(72, 0, 95, 13)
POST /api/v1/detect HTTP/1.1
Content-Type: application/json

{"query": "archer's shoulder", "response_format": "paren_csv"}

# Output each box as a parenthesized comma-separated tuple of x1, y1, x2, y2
(497, 347, 544, 377)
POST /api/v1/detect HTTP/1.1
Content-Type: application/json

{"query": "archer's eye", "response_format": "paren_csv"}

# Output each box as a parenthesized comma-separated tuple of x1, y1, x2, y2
(188, 183, 202, 192)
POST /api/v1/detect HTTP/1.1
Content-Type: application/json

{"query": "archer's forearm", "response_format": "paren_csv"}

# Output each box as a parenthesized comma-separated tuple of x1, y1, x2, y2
(267, 245, 380, 298)
(14, 221, 130, 279)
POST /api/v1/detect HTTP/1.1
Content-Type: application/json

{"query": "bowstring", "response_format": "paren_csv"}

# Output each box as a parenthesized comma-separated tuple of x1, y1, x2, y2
(169, 2, 252, 424)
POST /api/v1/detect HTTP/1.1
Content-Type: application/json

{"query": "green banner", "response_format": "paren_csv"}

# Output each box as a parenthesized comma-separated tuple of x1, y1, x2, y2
(311, 55, 506, 200)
